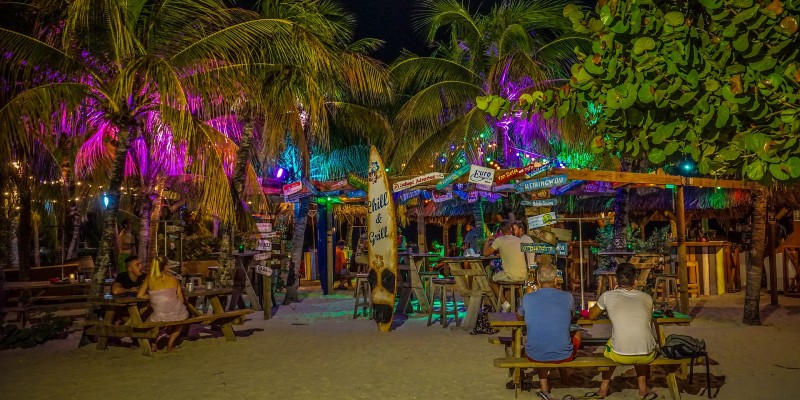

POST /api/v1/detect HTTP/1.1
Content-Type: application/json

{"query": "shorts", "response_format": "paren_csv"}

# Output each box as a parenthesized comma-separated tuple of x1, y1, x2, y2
(603, 339, 658, 364)
(491, 270, 524, 283)
(526, 334, 582, 363)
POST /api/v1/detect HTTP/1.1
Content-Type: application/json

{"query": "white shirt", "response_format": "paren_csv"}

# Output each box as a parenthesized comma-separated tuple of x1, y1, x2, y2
(491, 235, 527, 280)
(519, 234, 535, 267)
(597, 288, 656, 355)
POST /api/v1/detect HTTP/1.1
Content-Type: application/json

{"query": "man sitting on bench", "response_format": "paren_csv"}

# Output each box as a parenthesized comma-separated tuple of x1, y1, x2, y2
(588, 263, 658, 400)
(518, 263, 581, 400)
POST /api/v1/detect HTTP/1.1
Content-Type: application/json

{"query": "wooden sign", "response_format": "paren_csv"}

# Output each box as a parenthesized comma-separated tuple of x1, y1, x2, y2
(516, 174, 568, 193)
(585, 181, 615, 193)
(492, 184, 515, 192)
(399, 189, 421, 204)
(467, 191, 479, 203)
(475, 183, 493, 191)
(256, 222, 272, 232)
(436, 164, 470, 190)
(282, 181, 303, 196)
(432, 191, 453, 203)
(347, 190, 366, 198)
(256, 240, 272, 251)
(556, 242, 568, 257)
(468, 165, 495, 185)
(521, 198, 558, 207)
(528, 212, 557, 229)
(554, 180, 585, 195)
(253, 252, 271, 261)
(254, 265, 273, 276)
(260, 232, 277, 239)
(521, 243, 557, 254)
(495, 163, 551, 184)
(347, 173, 368, 191)
(392, 172, 444, 192)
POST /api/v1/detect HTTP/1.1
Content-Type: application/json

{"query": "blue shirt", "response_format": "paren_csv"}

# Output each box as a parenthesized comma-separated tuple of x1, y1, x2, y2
(518, 288, 575, 361)
(463, 230, 479, 253)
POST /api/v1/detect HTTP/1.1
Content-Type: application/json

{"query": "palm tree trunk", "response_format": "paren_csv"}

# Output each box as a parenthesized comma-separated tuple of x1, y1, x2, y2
(472, 199, 486, 245)
(17, 182, 32, 281)
(283, 196, 309, 304)
(10, 208, 19, 270)
(219, 125, 253, 287)
(0, 167, 8, 295)
(67, 205, 81, 260)
(743, 189, 766, 325)
(137, 196, 152, 268)
(33, 212, 41, 268)
(146, 193, 162, 266)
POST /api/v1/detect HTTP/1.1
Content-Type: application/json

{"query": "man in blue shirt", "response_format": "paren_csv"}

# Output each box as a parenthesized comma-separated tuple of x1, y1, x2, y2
(463, 222, 479, 254)
(518, 263, 581, 400)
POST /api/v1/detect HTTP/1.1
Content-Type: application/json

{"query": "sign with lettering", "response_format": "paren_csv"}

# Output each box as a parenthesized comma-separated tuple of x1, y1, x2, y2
(432, 191, 453, 203)
(520, 243, 557, 254)
(554, 180, 584, 195)
(516, 174, 568, 193)
(585, 181, 615, 193)
(521, 198, 558, 207)
(399, 189, 421, 204)
(496, 163, 551, 184)
(392, 172, 444, 192)
(367, 146, 398, 332)
(282, 181, 303, 196)
(347, 173, 368, 191)
(525, 163, 554, 178)
(256, 240, 272, 251)
(347, 190, 366, 198)
(260, 232, 277, 239)
(528, 212, 558, 229)
(254, 252, 271, 261)
(254, 265, 273, 276)
(330, 179, 349, 190)
(256, 222, 272, 233)
(467, 191, 479, 203)
(436, 164, 470, 190)
(468, 165, 496, 185)
(492, 184, 515, 192)
(556, 242, 568, 257)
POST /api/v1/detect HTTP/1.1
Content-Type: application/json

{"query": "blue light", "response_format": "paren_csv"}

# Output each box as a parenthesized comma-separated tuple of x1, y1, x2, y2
(102, 193, 110, 208)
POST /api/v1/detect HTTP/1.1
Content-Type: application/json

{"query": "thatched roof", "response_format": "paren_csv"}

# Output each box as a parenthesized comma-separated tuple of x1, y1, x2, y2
(557, 187, 752, 217)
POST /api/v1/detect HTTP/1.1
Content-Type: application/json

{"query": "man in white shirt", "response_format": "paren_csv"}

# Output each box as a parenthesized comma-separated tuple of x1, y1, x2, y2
(483, 220, 527, 297)
(588, 263, 658, 400)
(513, 220, 536, 269)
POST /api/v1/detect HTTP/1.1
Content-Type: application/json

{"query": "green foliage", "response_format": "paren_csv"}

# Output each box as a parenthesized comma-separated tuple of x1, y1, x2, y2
(478, 0, 800, 183)
(0, 313, 71, 350)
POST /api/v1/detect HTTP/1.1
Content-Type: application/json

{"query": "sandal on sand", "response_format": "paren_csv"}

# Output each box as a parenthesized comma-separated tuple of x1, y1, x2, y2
(641, 393, 659, 400)
(537, 392, 553, 400)
(582, 392, 606, 399)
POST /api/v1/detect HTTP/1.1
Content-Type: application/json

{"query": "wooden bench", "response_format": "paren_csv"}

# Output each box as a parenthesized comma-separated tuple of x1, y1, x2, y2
(494, 355, 705, 400)
(3, 301, 90, 327)
(488, 336, 612, 359)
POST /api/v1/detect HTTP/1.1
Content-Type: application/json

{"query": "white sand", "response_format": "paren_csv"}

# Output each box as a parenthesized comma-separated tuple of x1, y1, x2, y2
(1, 289, 799, 400)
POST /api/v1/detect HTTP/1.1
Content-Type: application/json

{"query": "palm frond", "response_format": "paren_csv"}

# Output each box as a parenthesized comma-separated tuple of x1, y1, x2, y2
(390, 56, 481, 94)
(328, 102, 394, 152)
(394, 80, 483, 141)
(415, 0, 482, 45)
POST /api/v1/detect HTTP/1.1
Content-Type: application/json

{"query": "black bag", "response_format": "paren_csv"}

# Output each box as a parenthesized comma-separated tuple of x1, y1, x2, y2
(470, 305, 498, 335)
(661, 334, 712, 398)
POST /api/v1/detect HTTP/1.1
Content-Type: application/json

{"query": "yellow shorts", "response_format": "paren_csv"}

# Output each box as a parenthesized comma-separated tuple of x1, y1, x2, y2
(603, 339, 658, 365)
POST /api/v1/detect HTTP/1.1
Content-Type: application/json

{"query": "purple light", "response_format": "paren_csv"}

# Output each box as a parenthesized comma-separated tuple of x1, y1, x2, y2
(276, 168, 284, 178)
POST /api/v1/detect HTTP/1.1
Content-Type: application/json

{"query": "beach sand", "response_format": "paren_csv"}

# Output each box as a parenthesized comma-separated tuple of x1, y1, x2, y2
(1, 289, 798, 400)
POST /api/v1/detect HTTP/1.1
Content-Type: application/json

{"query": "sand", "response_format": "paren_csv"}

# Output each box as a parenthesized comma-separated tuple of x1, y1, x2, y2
(1, 289, 799, 400)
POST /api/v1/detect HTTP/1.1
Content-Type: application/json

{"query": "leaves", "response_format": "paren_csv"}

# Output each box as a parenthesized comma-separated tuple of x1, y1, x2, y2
(633, 37, 656, 55)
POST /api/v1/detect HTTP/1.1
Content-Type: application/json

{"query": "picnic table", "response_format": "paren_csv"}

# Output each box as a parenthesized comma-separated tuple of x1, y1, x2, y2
(396, 252, 439, 314)
(85, 287, 252, 356)
(440, 256, 499, 330)
(1, 280, 93, 326)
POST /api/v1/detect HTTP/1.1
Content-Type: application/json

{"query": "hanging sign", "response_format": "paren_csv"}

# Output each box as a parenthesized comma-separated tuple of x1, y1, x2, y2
(453, 190, 468, 200)
(521, 243, 557, 254)
(436, 164, 471, 190)
(525, 163, 554, 178)
(585, 181, 615, 193)
(347, 173, 368, 191)
(391, 172, 444, 192)
(528, 212, 558, 229)
(330, 179, 349, 190)
(492, 184, 515, 192)
(468, 165, 496, 185)
(347, 190, 367, 198)
(475, 183, 493, 191)
(253, 253, 271, 261)
(260, 232, 277, 239)
(282, 181, 303, 196)
(521, 198, 558, 207)
(256, 223, 272, 232)
(254, 265, 273, 276)
(467, 192, 479, 203)
(556, 242, 568, 257)
(496, 163, 551, 184)
(256, 240, 272, 251)
(399, 189, 421, 204)
(554, 180, 585, 195)
(432, 192, 453, 203)
(516, 174, 568, 193)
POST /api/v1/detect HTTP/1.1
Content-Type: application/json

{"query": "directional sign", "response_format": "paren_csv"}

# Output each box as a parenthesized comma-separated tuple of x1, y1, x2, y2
(254, 265, 273, 276)
(521, 198, 558, 207)
(432, 191, 453, 203)
(398, 189, 421, 204)
(260, 232, 277, 239)
(556, 242, 568, 257)
(347, 190, 367, 198)
(528, 212, 557, 229)
(468, 165, 495, 185)
(256, 222, 272, 232)
(254, 252, 271, 261)
(392, 172, 444, 192)
(436, 164, 470, 190)
(282, 181, 303, 196)
(492, 184, 515, 192)
(521, 243, 557, 254)
(496, 163, 552, 184)
(554, 180, 585, 196)
(516, 174, 568, 193)
(347, 173, 368, 191)
(256, 240, 272, 251)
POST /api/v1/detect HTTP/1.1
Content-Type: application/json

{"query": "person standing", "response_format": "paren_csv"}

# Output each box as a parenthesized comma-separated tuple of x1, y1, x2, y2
(117, 219, 137, 274)
(518, 263, 581, 400)
(334, 240, 350, 290)
(483, 220, 527, 297)
(463, 222, 480, 255)
(588, 263, 658, 399)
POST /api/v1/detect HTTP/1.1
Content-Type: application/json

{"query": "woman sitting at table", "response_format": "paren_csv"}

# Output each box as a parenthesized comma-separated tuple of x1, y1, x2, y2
(137, 256, 188, 352)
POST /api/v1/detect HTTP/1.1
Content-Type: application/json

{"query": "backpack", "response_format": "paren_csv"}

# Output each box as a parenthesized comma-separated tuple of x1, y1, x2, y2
(661, 334, 712, 398)
(470, 305, 498, 335)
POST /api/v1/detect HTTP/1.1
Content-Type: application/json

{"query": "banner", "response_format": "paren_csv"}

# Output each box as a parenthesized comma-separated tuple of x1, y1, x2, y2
(436, 164, 471, 190)
(468, 165, 496, 185)
(495, 163, 551, 184)
(520, 198, 558, 207)
(528, 212, 558, 229)
(392, 172, 444, 192)
(520, 243, 557, 254)
(516, 174, 568, 193)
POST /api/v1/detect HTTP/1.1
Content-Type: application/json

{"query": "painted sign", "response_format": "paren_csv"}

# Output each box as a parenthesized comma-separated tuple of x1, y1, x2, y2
(436, 164, 470, 190)
(432, 191, 453, 203)
(399, 189, 421, 204)
(516, 174, 568, 193)
(521, 198, 558, 207)
(347, 173, 368, 191)
(256, 240, 272, 251)
(392, 172, 444, 192)
(492, 184, 515, 192)
(260, 232, 277, 239)
(282, 181, 303, 196)
(525, 163, 554, 179)
(453, 190, 467, 200)
(347, 190, 367, 198)
(556, 242, 568, 257)
(528, 212, 558, 229)
(468, 165, 496, 185)
(330, 179, 349, 190)
(475, 183, 493, 191)
(520, 242, 557, 254)
(256, 222, 272, 233)
(367, 146, 398, 332)
(253, 253, 271, 261)
(467, 192, 479, 203)
(554, 180, 585, 195)
(254, 265, 273, 276)
(585, 181, 615, 193)
(495, 162, 551, 184)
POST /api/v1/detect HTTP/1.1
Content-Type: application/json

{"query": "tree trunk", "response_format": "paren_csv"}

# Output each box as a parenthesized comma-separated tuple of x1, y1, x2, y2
(87, 126, 133, 305)
(219, 124, 253, 286)
(743, 189, 766, 325)
(10, 207, 19, 270)
(283, 196, 309, 304)
(67, 205, 81, 260)
(611, 187, 629, 252)
(0, 168, 8, 298)
(17, 181, 32, 281)
(472, 199, 486, 246)
(137, 195, 152, 268)
(32, 212, 41, 268)
(146, 193, 162, 267)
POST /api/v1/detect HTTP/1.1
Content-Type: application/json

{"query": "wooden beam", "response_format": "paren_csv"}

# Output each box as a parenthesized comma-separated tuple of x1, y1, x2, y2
(553, 168, 681, 186)
(676, 186, 689, 314)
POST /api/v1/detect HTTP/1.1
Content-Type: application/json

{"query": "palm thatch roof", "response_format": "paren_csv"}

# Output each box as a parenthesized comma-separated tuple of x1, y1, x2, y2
(558, 187, 753, 217)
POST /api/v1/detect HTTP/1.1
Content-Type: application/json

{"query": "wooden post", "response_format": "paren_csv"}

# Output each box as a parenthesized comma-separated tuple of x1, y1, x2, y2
(443, 219, 451, 252)
(768, 215, 778, 305)
(262, 274, 272, 320)
(675, 185, 689, 314)
(417, 199, 426, 253)
(327, 204, 334, 293)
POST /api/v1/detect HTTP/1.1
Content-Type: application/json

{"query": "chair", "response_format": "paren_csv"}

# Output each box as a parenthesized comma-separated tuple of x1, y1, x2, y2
(427, 278, 460, 328)
(654, 273, 680, 310)
(497, 281, 524, 313)
(352, 273, 372, 319)
(596, 271, 617, 296)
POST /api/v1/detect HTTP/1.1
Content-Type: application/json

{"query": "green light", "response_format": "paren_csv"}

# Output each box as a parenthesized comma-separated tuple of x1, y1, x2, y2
(385, 168, 389, 172)
(665, 184, 675, 189)
(486, 157, 492, 161)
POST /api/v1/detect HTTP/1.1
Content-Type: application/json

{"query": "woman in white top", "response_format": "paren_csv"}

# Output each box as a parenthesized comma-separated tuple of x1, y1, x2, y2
(137, 256, 188, 352)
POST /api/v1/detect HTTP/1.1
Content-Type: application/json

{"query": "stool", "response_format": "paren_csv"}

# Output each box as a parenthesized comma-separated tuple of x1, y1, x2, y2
(685, 261, 700, 297)
(567, 257, 589, 292)
(596, 271, 617, 296)
(654, 273, 680, 310)
(419, 271, 440, 305)
(497, 281, 524, 312)
(353, 273, 372, 319)
(427, 278, 460, 328)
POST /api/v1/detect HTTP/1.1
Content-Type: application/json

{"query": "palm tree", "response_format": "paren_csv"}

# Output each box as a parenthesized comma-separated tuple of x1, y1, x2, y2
(1, 0, 338, 304)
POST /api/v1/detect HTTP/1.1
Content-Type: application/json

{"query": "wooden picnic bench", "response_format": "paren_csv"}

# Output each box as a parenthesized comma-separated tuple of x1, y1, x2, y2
(441, 256, 499, 330)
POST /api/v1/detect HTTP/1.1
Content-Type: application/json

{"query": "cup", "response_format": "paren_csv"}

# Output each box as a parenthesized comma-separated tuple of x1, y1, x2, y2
(501, 301, 512, 313)
(187, 282, 194, 292)
(206, 281, 214, 290)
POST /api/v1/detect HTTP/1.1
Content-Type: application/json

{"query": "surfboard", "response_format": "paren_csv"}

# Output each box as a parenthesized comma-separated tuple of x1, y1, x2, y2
(367, 146, 397, 332)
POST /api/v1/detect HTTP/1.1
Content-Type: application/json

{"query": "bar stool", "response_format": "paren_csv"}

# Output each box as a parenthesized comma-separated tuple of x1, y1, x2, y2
(654, 273, 680, 310)
(427, 278, 460, 328)
(685, 261, 700, 298)
(352, 273, 372, 319)
(497, 281, 524, 313)
(567, 256, 588, 292)
(419, 271, 440, 304)
(596, 271, 617, 296)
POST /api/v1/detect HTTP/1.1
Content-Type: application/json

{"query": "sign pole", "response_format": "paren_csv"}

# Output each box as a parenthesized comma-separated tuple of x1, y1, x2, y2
(559, 216, 612, 310)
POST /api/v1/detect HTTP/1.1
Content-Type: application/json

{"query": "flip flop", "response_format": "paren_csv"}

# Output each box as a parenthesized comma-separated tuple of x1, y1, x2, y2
(641, 392, 659, 400)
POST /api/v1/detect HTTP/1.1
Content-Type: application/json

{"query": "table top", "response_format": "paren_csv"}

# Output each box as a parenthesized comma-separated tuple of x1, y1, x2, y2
(440, 256, 500, 261)
(2, 281, 90, 291)
(488, 311, 693, 327)
(90, 287, 233, 306)
(398, 252, 441, 258)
